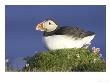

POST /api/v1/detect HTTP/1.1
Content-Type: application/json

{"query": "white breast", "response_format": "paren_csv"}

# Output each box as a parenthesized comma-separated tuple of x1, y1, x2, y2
(43, 35, 95, 50)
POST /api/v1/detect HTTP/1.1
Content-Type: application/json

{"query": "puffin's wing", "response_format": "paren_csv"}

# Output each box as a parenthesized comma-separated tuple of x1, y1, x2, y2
(55, 26, 95, 38)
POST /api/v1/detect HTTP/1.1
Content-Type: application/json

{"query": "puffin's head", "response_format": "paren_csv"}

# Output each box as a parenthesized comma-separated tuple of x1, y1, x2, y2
(36, 19, 58, 32)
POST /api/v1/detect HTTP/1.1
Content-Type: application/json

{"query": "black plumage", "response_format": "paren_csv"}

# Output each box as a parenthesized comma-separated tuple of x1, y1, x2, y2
(43, 26, 95, 38)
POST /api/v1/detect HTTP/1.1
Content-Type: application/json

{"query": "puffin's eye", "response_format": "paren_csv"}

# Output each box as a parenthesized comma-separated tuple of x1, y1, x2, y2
(49, 22, 51, 25)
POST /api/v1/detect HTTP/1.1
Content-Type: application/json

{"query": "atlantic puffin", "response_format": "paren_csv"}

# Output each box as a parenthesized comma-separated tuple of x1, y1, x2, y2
(36, 19, 95, 50)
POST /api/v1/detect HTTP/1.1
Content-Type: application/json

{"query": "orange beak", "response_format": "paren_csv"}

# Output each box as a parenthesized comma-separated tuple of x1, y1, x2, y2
(36, 22, 45, 31)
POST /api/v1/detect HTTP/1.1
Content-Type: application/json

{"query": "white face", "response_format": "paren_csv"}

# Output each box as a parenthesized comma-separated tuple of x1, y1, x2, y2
(36, 20, 58, 32)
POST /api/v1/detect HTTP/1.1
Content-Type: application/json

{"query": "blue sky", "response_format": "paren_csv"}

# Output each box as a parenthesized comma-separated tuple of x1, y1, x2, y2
(5, 5, 106, 69)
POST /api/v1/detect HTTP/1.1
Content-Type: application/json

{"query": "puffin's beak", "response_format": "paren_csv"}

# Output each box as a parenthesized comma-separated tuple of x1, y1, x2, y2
(36, 22, 45, 31)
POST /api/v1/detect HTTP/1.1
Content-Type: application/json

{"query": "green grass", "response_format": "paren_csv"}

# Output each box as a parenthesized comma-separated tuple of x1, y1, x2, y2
(23, 48, 106, 72)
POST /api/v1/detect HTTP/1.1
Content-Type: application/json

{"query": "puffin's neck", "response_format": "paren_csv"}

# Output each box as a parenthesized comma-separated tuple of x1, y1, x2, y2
(43, 27, 59, 36)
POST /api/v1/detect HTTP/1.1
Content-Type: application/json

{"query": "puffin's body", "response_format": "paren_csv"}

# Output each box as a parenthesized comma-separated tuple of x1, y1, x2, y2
(36, 19, 95, 50)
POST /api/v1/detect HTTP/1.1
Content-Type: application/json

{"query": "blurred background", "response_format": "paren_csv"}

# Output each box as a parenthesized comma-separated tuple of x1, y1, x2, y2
(5, 5, 106, 70)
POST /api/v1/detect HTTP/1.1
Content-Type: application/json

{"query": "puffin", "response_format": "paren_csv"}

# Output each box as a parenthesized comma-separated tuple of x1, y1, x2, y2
(36, 19, 95, 50)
